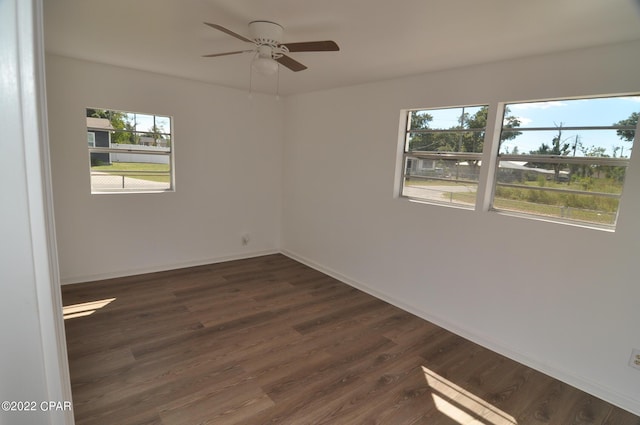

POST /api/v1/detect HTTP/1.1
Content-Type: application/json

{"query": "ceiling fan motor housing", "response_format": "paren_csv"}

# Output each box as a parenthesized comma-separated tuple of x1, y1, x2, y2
(249, 21, 284, 47)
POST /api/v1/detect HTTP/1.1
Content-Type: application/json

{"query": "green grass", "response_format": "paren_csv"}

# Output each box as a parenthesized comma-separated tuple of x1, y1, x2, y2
(516, 178, 623, 194)
(91, 162, 170, 183)
(407, 176, 619, 225)
(492, 197, 616, 225)
(444, 192, 616, 225)
(494, 185, 619, 213)
(448, 192, 476, 205)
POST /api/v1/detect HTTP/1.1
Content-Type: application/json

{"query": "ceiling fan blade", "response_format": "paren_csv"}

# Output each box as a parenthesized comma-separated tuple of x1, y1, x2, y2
(276, 55, 308, 72)
(204, 22, 253, 43)
(202, 50, 253, 58)
(282, 40, 339, 52)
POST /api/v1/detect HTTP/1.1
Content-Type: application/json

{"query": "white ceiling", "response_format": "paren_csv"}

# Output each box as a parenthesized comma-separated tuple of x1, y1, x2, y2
(44, 0, 640, 96)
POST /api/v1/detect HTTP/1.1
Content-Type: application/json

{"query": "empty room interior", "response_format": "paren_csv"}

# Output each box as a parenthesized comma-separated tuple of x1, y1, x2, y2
(4, 0, 640, 424)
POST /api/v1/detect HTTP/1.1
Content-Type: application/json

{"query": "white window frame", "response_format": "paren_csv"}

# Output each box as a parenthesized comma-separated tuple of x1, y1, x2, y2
(397, 94, 638, 231)
(490, 95, 638, 230)
(400, 105, 489, 209)
(87, 108, 174, 194)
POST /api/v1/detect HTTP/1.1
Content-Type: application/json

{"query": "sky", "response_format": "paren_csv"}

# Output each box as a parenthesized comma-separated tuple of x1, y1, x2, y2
(125, 113, 171, 134)
(410, 95, 639, 157)
(501, 96, 640, 156)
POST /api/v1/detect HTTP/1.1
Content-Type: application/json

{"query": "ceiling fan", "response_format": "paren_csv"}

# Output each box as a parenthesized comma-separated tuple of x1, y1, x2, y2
(202, 21, 339, 74)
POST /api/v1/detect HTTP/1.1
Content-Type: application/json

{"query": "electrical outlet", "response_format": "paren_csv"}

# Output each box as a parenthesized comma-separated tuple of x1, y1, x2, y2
(629, 348, 640, 371)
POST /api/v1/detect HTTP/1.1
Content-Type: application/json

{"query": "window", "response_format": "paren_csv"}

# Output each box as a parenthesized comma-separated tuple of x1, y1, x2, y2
(401, 105, 489, 208)
(397, 95, 638, 230)
(493, 95, 638, 228)
(86, 108, 173, 193)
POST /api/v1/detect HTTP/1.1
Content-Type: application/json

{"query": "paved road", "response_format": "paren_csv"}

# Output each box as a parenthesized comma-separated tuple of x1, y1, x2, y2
(403, 184, 476, 203)
(91, 173, 170, 191)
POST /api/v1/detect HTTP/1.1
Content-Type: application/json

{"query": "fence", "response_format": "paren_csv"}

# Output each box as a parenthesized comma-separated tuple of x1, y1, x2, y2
(109, 144, 170, 164)
(90, 171, 170, 191)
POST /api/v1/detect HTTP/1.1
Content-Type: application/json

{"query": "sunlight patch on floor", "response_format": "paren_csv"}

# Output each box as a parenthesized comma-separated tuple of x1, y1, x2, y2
(422, 366, 518, 425)
(63, 298, 116, 319)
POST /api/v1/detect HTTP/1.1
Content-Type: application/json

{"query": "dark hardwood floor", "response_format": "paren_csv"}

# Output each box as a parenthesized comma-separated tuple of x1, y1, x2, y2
(62, 254, 640, 425)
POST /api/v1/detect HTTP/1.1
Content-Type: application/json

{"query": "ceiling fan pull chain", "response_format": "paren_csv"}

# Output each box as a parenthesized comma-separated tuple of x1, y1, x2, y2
(276, 65, 281, 100)
(248, 53, 255, 99)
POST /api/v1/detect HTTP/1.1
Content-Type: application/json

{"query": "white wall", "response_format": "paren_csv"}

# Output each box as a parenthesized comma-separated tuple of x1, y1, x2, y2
(46, 55, 284, 283)
(282, 39, 640, 414)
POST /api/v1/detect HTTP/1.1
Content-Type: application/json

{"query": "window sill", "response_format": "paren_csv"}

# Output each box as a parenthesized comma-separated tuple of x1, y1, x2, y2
(490, 208, 616, 232)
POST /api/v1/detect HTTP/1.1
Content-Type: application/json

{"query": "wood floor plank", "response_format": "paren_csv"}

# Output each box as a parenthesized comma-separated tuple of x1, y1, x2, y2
(61, 254, 640, 425)
(157, 374, 273, 425)
(305, 355, 427, 425)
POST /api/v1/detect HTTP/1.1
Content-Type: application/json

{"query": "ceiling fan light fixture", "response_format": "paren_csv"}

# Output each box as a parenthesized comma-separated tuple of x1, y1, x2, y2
(252, 56, 279, 76)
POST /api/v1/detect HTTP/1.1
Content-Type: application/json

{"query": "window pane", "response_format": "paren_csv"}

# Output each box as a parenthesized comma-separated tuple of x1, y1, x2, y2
(133, 113, 155, 133)
(461, 106, 485, 125)
(496, 159, 625, 191)
(493, 184, 620, 226)
(402, 105, 488, 208)
(407, 131, 485, 153)
(506, 96, 640, 128)
(87, 108, 174, 193)
(409, 106, 487, 131)
(125, 112, 137, 126)
(155, 116, 171, 135)
(403, 157, 480, 207)
(110, 130, 136, 146)
(494, 94, 638, 228)
(494, 157, 626, 226)
(499, 128, 634, 157)
(90, 153, 171, 192)
(408, 110, 432, 130)
(426, 108, 466, 130)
